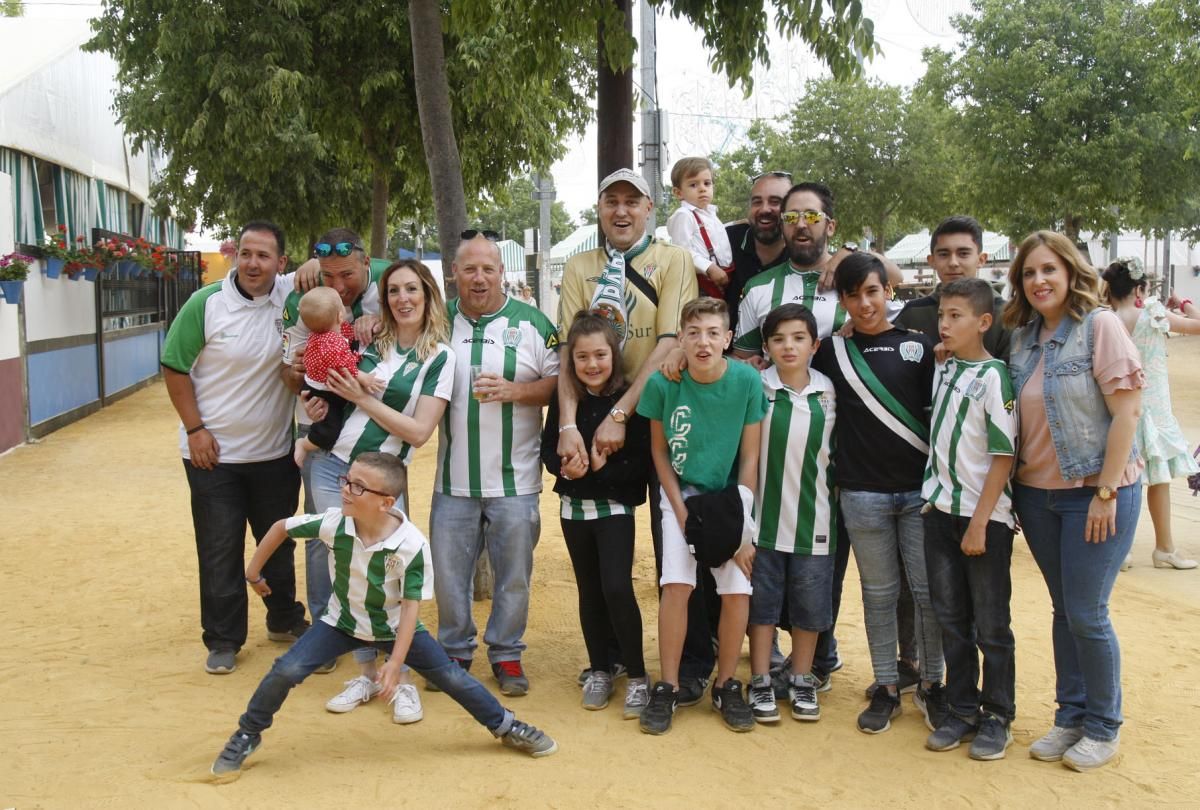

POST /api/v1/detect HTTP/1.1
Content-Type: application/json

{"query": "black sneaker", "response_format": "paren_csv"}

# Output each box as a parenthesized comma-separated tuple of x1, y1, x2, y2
(863, 659, 920, 698)
(711, 679, 755, 732)
(857, 685, 901, 734)
(969, 714, 1013, 761)
(639, 681, 679, 735)
(811, 668, 832, 693)
(748, 677, 780, 723)
(211, 730, 262, 774)
(914, 682, 951, 732)
(789, 674, 821, 722)
(266, 619, 311, 643)
(677, 675, 709, 707)
(926, 714, 978, 752)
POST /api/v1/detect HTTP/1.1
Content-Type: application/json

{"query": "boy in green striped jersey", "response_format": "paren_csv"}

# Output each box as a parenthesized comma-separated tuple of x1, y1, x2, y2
(211, 453, 557, 775)
(747, 304, 837, 725)
(920, 277, 1017, 761)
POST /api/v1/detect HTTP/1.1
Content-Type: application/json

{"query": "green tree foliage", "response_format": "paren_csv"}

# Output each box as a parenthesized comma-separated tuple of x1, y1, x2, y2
(472, 176, 575, 245)
(707, 78, 959, 249)
(2, 1, 24, 17)
(926, 0, 1180, 242)
(87, 0, 592, 256)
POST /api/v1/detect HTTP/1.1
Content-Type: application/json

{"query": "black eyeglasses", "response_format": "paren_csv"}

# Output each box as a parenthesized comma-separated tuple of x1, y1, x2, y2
(337, 475, 391, 498)
(751, 170, 793, 184)
(314, 241, 364, 258)
(461, 229, 501, 242)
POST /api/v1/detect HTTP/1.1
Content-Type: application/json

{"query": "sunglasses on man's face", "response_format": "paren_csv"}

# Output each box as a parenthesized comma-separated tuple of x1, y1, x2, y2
(751, 170, 793, 184)
(313, 241, 363, 258)
(781, 209, 828, 226)
(460, 229, 501, 242)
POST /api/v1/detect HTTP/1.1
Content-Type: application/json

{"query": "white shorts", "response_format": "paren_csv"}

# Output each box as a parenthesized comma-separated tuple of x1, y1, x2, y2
(659, 486, 752, 596)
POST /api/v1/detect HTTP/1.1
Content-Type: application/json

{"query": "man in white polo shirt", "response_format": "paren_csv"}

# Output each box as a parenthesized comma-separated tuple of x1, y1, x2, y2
(430, 230, 559, 697)
(162, 220, 307, 675)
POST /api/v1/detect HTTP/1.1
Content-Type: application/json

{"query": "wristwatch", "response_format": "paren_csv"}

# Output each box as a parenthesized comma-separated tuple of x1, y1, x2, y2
(1095, 486, 1116, 501)
(609, 407, 628, 425)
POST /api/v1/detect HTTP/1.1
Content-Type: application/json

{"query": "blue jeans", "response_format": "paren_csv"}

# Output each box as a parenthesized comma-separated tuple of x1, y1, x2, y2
(183, 456, 305, 652)
(1013, 483, 1140, 741)
(429, 492, 540, 663)
(841, 489, 944, 686)
(297, 426, 325, 621)
(923, 508, 1016, 721)
(310, 449, 410, 665)
(238, 621, 512, 736)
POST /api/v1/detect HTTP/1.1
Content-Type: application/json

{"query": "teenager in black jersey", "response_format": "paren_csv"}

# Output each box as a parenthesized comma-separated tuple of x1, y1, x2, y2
(811, 253, 948, 736)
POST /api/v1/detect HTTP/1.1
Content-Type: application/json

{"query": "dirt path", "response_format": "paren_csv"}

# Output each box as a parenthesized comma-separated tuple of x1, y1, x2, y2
(2, 339, 1200, 808)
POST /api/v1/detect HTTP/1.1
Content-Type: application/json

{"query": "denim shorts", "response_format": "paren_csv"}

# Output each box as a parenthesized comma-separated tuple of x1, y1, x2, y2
(748, 547, 834, 631)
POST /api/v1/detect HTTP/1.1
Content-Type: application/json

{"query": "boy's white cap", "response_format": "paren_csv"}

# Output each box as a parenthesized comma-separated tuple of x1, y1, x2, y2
(598, 168, 651, 198)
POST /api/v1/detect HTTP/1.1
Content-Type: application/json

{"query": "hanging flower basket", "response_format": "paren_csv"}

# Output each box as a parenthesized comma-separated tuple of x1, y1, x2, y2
(44, 257, 65, 278)
(0, 279, 22, 303)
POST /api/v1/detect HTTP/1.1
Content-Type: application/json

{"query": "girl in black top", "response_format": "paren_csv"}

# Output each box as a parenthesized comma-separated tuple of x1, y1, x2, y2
(541, 313, 651, 718)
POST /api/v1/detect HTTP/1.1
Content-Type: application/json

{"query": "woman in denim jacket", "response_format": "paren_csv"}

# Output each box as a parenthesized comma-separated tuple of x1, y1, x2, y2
(1003, 231, 1143, 773)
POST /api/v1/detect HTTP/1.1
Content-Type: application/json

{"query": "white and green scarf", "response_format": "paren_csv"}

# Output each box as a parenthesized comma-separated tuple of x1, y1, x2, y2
(589, 233, 652, 348)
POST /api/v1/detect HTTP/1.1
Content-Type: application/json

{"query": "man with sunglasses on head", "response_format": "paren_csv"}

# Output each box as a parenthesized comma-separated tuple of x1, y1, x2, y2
(723, 171, 793, 334)
(430, 229, 560, 698)
(161, 220, 309, 675)
(281, 227, 384, 669)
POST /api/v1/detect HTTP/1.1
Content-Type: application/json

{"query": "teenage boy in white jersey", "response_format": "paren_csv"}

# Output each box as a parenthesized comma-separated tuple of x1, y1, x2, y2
(747, 303, 837, 725)
(162, 220, 307, 676)
(920, 277, 1017, 760)
(210, 453, 558, 775)
(431, 231, 559, 697)
(810, 252, 948, 735)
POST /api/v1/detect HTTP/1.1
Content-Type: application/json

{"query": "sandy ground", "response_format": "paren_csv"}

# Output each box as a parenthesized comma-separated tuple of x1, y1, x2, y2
(3, 340, 1200, 810)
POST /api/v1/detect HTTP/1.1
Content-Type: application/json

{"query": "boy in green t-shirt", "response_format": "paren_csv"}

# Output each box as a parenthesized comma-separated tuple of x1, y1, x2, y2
(635, 298, 768, 736)
(209, 453, 558, 776)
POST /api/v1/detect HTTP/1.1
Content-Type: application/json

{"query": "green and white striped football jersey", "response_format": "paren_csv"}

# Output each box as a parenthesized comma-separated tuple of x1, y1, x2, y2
(331, 342, 455, 465)
(436, 296, 560, 497)
(285, 508, 433, 641)
(559, 496, 633, 521)
(922, 358, 1016, 527)
(755, 366, 838, 555)
(734, 260, 904, 352)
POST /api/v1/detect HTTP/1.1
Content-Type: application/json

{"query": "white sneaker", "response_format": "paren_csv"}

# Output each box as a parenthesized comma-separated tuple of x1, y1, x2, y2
(623, 676, 650, 720)
(1063, 734, 1120, 772)
(391, 683, 424, 724)
(325, 676, 380, 713)
(1029, 725, 1085, 761)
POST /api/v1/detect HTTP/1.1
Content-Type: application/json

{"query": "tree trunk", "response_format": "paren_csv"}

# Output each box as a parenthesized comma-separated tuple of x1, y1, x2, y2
(596, 0, 634, 180)
(370, 164, 389, 259)
(1063, 213, 1081, 246)
(409, 0, 465, 298)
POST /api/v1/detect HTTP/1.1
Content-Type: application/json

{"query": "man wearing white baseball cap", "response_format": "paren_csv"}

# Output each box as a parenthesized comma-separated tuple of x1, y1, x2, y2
(556, 169, 708, 707)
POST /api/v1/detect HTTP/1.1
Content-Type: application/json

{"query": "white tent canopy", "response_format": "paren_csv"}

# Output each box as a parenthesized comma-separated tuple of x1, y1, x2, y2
(0, 18, 183, 247)
(0, 18, 151, 199)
